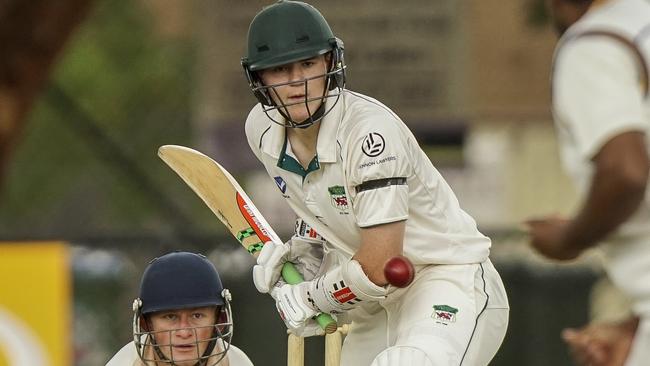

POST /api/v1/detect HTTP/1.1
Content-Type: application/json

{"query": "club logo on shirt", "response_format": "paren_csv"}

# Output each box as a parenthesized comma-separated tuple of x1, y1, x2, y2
(432, 305, 458, 324)
(361, 132, 385, 157)
(274, 176, 287, 194)
(327, 185, 349, 211)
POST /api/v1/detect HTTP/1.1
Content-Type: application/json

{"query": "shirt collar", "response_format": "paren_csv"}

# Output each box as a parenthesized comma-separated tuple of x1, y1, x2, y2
(259, 109, 286, 160)
(259, 93, 344, 163)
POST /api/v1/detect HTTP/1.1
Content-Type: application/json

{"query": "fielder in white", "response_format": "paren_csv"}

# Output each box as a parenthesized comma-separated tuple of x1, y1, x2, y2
(241, 1, 509, 365)
(527, 0, 650, 365)
(105, 251, 253, 366)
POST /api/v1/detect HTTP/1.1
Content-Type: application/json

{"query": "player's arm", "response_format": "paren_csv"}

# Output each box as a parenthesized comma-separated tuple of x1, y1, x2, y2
(354, 220, 406, 285)
(529, 137, 648, 260)
(529, 37, 649, 259)
(565, 131, 648, 250)
(561, 36, 650, 251)
(255, 207, 406, 334)
(255, 201, 407, 333)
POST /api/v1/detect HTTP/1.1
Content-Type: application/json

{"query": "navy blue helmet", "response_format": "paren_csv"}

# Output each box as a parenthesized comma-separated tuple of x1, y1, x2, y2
(132, 251, 233, 366)
(138, 252, 226, 314)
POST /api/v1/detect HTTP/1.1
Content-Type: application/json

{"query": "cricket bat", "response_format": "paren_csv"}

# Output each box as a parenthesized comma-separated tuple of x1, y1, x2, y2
(158, 145, 337, 334)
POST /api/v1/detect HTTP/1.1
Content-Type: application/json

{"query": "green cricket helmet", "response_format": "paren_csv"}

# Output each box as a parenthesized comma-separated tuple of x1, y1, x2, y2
(241, 0, 346, 128)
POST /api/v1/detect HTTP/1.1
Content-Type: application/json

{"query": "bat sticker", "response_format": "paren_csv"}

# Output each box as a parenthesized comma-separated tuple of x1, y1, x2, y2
(236, 193, 272, 243)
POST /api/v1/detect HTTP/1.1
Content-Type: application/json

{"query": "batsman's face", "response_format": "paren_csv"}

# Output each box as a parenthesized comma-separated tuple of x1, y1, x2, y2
(149, 306, 217, 366)
(259, 54, 330, 123)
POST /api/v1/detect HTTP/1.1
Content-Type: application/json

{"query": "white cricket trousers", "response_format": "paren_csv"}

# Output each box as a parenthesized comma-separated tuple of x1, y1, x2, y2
(340, 259, 509, 366)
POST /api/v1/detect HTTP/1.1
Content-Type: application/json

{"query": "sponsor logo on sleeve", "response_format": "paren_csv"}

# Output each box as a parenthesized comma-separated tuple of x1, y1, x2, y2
(362, 132, 385, 157)
(357, 155, 397, 170)
(358, 133, 398, 169)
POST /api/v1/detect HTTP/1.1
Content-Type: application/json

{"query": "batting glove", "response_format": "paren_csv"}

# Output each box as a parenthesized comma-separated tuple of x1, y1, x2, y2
(274, 282, 318, 330)
(253, 231, 325, 294)
(253, 240, 290, 293)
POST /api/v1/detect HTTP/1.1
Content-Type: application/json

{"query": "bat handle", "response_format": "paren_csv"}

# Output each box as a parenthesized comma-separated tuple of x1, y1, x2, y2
(281, 262, 338, 334)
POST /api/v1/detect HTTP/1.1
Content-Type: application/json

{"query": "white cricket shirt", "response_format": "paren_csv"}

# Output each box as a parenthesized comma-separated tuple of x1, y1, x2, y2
(105, 341, 253, 366)
(245, 89, 490, 265)
(553, 0, 650, 312)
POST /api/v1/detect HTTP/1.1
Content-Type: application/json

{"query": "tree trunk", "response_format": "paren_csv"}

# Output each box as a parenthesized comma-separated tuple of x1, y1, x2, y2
(0, 0, 93, 188)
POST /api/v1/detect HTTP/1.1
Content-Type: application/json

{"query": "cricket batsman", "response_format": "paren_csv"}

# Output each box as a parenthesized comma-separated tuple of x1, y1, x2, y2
(240, 1, 510, 365)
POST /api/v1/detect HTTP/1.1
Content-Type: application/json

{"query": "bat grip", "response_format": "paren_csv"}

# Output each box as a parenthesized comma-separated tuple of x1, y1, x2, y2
(281, 262, 338, 334)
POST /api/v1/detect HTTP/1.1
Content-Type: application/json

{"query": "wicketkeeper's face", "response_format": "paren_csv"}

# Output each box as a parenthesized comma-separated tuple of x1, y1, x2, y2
(258, 54, 330, 124)
(149, 306, 217, 366)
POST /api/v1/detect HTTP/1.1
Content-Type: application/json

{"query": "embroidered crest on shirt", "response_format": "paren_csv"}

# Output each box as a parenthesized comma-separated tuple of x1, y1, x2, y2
(362, 132, 385, 157)
(432, 305, 458, 324)
(327, 185, 349, 211)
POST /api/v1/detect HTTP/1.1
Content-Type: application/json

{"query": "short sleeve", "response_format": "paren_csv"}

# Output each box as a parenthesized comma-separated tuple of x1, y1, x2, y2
(553, 37, 647, 161)
(346, 116, 412, 227)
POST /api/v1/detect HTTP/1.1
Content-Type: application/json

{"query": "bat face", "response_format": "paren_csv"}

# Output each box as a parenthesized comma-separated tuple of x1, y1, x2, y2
(158, 145, 281, 256)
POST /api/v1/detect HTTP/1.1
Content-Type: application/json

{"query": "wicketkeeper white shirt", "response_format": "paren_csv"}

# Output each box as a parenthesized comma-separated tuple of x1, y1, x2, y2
(552, 0, 650, 314)
(245, 89, 491, 265)
(105, 341, 253, 366)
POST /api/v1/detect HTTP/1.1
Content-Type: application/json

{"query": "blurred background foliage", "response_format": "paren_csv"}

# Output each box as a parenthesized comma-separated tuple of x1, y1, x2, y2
(526, 0, 551, 27)
(0, 0, 207, 239)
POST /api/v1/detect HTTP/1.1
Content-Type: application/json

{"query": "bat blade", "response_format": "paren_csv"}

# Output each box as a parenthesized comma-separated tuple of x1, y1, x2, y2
(158, 145, 281, 255)
(158, 144, 337, 333)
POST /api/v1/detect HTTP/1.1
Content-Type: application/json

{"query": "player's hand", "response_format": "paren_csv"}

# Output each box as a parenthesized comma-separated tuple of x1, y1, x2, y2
(287, 236, 325, 281)
(273, 282, 318, 330)
(563, 327, 609, 365)
(524, 216, 582, 260)
(253, 241, 290, 293)
(562, 318, 637, 366)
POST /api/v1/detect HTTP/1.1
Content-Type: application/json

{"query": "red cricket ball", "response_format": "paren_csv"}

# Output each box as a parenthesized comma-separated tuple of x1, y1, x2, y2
(383, 255, 415, 288)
